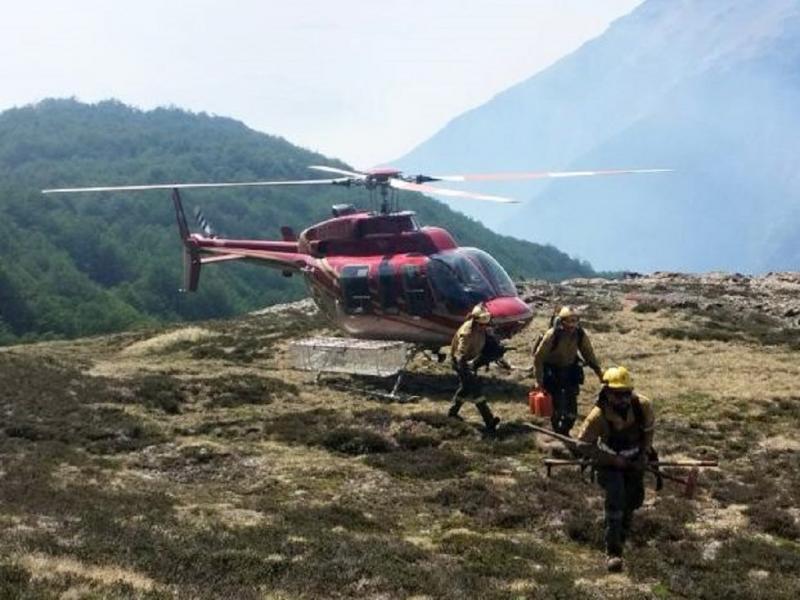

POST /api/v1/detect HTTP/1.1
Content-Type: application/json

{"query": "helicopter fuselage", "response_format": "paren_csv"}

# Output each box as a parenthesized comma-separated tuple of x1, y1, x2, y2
(42, 163, 668, 347)
(190, 208, 533, 345)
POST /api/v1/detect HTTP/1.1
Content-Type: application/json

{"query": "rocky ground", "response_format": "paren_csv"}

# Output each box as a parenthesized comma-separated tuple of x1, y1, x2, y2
(1, 274, 799, 599)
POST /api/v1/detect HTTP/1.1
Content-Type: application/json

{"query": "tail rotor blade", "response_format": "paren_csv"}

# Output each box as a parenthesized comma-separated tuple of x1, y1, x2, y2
(194, 207, 216, 238)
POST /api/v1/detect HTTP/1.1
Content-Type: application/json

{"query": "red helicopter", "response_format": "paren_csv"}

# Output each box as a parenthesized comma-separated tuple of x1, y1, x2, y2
(43, 165, 668, 346)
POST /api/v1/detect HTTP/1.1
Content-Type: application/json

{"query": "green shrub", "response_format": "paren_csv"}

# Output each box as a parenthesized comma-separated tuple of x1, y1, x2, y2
(321, 427, 393, 455)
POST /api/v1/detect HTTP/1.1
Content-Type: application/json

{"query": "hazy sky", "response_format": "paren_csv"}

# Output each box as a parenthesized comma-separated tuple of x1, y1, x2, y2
(0, 0, 641, 167)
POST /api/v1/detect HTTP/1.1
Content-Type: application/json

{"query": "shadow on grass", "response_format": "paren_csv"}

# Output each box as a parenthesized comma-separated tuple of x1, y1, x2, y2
(0, 353, 164, 454)
(338, 370, 532, 405)
(366, 447, 470, 480)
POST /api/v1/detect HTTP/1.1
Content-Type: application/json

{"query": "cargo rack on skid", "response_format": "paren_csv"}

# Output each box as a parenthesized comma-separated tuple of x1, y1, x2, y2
(289, 336, 421, 402)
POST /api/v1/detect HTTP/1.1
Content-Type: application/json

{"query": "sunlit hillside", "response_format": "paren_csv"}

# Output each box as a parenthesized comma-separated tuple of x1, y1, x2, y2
(1, 274, 798, 598)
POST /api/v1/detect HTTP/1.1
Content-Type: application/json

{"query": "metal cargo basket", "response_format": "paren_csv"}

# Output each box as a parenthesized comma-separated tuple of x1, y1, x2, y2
(289, 336, 413, 378)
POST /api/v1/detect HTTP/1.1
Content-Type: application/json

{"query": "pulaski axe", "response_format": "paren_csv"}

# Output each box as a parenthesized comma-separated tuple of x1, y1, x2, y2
(531, 425, 716, 498)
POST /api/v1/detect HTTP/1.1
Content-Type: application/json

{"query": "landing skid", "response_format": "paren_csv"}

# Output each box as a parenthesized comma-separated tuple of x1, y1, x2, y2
(326, 379, 419, 404)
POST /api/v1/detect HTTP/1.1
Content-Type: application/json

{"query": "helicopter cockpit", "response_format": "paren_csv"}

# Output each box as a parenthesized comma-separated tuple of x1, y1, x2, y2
(428, 247, 517, 312)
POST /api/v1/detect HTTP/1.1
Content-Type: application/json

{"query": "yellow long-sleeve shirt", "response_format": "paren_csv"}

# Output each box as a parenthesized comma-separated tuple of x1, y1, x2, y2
(450, 319, 487, 363)
(577, 393, 655, 456)
(532, 326, 601, 386)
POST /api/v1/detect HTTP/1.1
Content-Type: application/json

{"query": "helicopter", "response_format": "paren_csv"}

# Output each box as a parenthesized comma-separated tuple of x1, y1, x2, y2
(43, 165, 668, 346)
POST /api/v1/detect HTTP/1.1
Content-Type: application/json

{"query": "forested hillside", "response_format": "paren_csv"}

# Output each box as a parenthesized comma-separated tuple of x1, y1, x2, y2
(0, 99, 592, 344)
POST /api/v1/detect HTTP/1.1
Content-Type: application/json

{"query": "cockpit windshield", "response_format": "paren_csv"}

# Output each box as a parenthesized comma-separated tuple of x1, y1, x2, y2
(428, 247, 517, 311)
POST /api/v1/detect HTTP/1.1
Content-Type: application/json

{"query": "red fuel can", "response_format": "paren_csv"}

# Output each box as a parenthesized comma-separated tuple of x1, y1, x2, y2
(529, 389, 553, 417)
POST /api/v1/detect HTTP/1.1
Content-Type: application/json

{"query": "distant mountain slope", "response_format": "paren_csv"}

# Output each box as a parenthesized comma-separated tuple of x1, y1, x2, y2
(0, 99, 592, 344)
(397, 0, 800, 272)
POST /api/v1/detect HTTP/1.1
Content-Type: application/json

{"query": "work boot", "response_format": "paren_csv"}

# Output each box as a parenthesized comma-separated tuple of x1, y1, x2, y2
(551, 413, 570, 437)
(476, 401, 500, 433)
(448, 401, 464, 420)
(606, 556, 624, 573)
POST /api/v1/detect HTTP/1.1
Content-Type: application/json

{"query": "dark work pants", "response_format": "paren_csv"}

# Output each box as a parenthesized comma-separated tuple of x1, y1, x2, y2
(543, 378, 580, 435)
(597, 468, 645, 557)
(452, 360, 483, 402)
(450, 360, 498, 430)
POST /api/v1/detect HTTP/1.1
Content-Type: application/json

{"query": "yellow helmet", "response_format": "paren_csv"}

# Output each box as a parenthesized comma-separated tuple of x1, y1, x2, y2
(603, 366, 633, 390)
(558, 306, 578, 320)
(470, 303, 492, 324)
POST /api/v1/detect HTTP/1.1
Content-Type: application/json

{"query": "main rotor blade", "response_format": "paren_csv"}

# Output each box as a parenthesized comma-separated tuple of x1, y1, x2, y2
(42, 178, 348, 194)
(389, 178, 518, 203)
(429, 168, 672, 182)
(308, 165, 367, 179)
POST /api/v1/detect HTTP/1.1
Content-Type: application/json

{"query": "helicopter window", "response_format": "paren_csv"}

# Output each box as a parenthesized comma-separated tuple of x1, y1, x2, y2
(428, 260, 486, 311)
(341, 265, 372, 315)
(378, 259, 399, 314)
(402, 265, 432, 317)
(428, 251, 494, 310)
(461, 248, 517, 297)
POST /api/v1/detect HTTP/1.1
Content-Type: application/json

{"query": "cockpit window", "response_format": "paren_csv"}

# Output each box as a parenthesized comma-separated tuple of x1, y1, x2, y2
(428, 247, 516, 310)
(461, 248, 517, 297)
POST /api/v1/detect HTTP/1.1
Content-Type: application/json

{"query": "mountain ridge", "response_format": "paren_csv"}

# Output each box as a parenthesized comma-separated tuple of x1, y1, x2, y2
(396, 0, 800, 272)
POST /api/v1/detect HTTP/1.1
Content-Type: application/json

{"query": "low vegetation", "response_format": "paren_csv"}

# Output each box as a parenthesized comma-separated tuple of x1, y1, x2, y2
(1, 281, 799, 598)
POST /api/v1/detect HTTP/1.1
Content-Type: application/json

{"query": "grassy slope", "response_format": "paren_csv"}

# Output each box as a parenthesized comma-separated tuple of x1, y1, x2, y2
(1, 290, 799, 599)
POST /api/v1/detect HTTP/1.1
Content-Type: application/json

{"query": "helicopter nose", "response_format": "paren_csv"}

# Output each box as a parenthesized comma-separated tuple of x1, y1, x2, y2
(485, 297, 533, 335)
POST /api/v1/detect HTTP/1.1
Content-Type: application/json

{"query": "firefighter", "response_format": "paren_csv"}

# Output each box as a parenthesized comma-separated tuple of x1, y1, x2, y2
(449, 303, 501, 433)
(532, 306, 603, 436)
(576, 366, 655, 573)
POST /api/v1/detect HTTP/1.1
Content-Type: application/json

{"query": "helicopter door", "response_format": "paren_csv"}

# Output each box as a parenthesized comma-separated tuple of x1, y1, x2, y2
(340, 265, 372, 315)
(402, 264, 433, 317)
(378, 259, 399, 314)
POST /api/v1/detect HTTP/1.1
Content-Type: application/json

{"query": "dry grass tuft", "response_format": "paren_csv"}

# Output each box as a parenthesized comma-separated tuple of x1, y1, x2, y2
(20, 553, 157, 590)
(120, 327, 217, 356)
